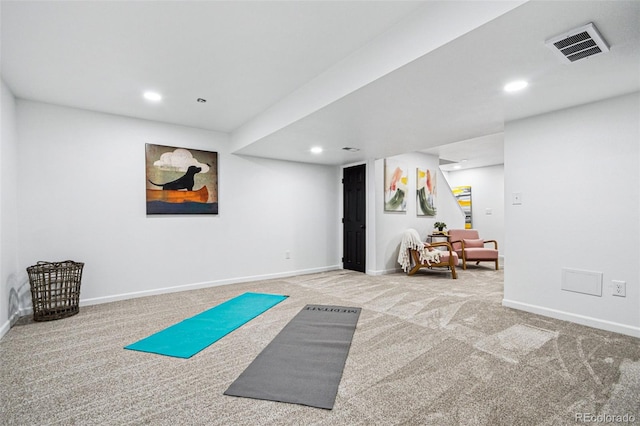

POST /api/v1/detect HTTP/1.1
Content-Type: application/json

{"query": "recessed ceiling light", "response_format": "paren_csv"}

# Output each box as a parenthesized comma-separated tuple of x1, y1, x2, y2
(197, 98, 207, 103)
(310, 147, 323, 154)
(453, 164, 462, 170)
(504, 80, 528, 93)
(143, 91, 162, 101)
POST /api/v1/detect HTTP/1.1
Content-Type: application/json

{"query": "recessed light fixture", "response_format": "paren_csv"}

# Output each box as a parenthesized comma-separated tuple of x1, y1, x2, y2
(143, 91, 162, 101)
(453, 164, 462, 170)
(197, 98, 207, 103)
(504, 80, 528, 93)
(310, 147, 323, 154)
(342, 147, 360, 152)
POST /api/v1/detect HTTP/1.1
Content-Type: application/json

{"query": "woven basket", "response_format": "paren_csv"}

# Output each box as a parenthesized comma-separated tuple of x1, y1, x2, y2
(26, 260, 84, 321)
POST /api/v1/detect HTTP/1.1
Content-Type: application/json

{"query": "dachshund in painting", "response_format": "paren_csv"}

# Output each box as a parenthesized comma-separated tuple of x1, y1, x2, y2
(148, 166, 201, 191)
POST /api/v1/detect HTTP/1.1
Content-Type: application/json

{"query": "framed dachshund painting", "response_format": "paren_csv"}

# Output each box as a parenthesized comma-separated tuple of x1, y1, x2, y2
(145, 143, 218, 215)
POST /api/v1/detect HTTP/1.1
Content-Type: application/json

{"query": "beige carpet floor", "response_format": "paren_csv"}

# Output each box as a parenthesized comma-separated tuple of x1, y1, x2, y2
(1, 267, 639, 425)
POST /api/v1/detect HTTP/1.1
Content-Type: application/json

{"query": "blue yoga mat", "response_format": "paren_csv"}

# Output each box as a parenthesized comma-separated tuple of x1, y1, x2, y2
(124, 292, 288, 358)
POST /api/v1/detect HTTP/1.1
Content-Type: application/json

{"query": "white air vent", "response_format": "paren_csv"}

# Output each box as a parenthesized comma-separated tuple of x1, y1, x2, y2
(545, 22, 609, 63)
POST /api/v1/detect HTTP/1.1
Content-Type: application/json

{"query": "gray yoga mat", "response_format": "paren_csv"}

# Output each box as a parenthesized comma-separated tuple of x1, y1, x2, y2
(224, 304, 361, 410)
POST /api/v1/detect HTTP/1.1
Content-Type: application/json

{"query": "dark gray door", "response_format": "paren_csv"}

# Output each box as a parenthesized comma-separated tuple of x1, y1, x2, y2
(343, 164, 366, 272)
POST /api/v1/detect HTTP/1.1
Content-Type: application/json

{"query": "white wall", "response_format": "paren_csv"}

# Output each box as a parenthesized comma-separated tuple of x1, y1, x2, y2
(444, 165, 505, 257)
(503, 92, 639, 337)
(371, 152, 464, 274)
(14, 101, 340, 310)
(1, 78, 20, 336)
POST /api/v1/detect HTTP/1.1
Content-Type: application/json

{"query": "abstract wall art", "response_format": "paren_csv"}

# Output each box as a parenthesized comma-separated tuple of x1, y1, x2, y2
(452, 185, 472, 228)
(384, 159, 408, 212)
(145, 144, 218, 215)
(416, 168, 437, 216)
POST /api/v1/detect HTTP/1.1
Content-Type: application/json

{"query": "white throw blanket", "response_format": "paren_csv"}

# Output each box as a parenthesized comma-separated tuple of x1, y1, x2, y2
(398, 229, 441, 272)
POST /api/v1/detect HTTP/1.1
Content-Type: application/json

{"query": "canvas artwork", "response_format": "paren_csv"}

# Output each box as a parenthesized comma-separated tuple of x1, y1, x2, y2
(384, 159, 408, 212)
(145, 144, 218, 215)
(452, 185, 472, 228)
(416, 168, 437, 216)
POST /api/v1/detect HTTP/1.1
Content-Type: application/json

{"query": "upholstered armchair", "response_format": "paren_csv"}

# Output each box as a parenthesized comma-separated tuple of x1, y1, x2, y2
(398, 229, 458, 279)
(448, 229, 499, 270)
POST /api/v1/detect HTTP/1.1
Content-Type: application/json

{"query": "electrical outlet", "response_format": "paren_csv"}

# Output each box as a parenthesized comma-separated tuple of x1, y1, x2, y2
(612, 280, 626, 297)
(512, 192, 523, 205)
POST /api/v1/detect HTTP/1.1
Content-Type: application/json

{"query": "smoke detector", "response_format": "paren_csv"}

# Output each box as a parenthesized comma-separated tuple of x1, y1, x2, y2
(545, 22, 609, 63)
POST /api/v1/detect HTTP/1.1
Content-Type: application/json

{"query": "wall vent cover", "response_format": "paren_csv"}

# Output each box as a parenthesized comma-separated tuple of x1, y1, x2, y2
(545, 22, 609, 63)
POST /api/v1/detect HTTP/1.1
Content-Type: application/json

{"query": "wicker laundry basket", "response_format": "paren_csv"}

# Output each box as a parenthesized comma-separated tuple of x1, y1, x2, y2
(26, 260, 84, 321)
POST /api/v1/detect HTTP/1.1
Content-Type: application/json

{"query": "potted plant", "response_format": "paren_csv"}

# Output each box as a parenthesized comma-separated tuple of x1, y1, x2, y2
(433, 221, 447, 233)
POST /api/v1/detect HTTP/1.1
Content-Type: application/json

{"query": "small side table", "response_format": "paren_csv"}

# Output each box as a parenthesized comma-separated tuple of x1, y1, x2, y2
(427, 234, 450, 250)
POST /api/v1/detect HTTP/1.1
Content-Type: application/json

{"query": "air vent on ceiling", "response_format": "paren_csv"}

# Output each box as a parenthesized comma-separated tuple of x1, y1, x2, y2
(438, 158, 456, 166)
(545, 22, 609, 63)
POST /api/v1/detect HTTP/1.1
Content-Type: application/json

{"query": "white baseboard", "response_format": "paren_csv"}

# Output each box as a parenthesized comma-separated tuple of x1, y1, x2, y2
(80, 265, 341, 307)
(0, 320, 10, 340)
(0, 311, 21, 340)
(367, 268, 402, 276)
(502, 298, 640, 338)
(0, 265, 340, 341)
